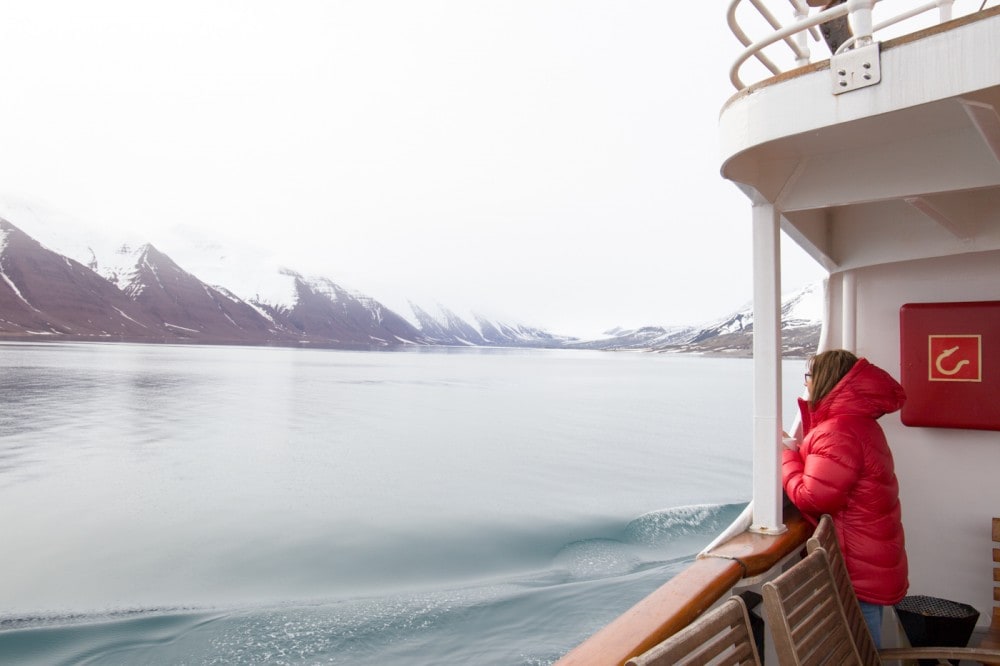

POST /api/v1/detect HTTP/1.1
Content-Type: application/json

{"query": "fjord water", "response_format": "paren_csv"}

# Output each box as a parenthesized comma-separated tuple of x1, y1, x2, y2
(0, 343, 805, 664)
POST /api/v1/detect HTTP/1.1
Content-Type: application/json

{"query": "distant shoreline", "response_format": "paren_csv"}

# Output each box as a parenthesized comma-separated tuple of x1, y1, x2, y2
(0, 335, 816, 359)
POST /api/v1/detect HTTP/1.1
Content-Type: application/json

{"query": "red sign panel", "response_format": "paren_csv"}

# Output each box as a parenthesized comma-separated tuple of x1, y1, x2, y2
(928, 335, 981, 382)
(900, 301, 1000, 431)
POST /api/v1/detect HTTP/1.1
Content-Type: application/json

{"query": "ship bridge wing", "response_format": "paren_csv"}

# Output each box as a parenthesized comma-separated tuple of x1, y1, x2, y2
(720, 7, 1000, 273)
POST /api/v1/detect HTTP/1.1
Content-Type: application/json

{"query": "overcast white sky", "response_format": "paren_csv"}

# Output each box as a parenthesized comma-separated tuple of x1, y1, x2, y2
(0, 1, 827, 337)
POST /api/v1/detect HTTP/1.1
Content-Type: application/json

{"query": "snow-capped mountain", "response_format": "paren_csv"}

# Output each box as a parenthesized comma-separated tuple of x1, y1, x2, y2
(0, 214, 569, 349)
(666, 282, 822, 356)
(476, 316, 567, 347)
(409, 302, 487, 346)
(571, 282, 823, 356)
(0, 200, 823, 354)
(0, 219, 165, 341)
(251, 271, 427, 347)
(672, 282, 822, 355)
(106, 243, 284, 343)
(566, 324, 699, 351)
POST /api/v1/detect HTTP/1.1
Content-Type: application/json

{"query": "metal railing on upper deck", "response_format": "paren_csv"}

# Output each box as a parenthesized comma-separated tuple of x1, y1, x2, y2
(727, 0, 991, 90)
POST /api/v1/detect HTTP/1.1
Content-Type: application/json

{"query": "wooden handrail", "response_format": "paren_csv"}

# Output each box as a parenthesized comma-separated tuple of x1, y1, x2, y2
(556, 557, 744, 666)
(556, 507, 811, 666)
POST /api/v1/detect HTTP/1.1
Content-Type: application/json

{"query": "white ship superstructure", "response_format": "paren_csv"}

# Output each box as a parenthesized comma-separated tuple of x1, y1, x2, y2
(560, 2, 1000, 663)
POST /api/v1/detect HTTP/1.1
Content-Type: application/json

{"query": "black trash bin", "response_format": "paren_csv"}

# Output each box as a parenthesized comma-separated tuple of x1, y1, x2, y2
(894, 595, 980, 666)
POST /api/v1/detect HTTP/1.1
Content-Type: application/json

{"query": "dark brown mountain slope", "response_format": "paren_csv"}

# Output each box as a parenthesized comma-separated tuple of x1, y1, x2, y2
(0, 219, 165, 340)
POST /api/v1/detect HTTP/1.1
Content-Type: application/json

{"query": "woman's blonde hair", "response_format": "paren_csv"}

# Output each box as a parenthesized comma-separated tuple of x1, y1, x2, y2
(808, 349, 859, 407)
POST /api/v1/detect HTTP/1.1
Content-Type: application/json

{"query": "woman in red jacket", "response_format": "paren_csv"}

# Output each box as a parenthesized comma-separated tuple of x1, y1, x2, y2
(782, 349, 908, 647)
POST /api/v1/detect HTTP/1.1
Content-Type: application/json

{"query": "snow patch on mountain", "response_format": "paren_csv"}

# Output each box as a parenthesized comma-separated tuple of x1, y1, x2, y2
(0, 200, 143, 289)
(94, 243, 145, 294)
(693, 282, 823, 339)
(781, 281, 824, 328)
(0, 199, 301, 312)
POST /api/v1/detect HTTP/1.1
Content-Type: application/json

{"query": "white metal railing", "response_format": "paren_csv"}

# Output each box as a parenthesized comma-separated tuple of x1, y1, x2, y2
(728, 0, 984, 90)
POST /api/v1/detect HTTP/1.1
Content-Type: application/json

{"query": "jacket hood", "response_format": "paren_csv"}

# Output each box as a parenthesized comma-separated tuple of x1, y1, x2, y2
(802, 358, 906, 429)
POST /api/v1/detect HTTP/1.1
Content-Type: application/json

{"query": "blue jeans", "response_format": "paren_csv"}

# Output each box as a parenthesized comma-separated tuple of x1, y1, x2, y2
(859, 601, 883, 648)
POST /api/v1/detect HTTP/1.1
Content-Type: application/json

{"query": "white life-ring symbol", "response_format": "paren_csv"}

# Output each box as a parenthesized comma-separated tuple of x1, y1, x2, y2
(935, 346, 971, 376)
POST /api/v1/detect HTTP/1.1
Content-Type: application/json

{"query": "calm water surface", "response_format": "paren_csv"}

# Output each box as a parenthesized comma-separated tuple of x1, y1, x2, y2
(0, 342, 806, 664)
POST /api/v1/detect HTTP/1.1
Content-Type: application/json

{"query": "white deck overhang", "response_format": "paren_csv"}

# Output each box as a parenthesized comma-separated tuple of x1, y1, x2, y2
(720, 7, 1000, 274)
(719, 7, 1000, 532)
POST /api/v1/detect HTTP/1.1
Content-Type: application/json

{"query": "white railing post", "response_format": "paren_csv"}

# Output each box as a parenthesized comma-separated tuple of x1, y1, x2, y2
(846, 0, 876, 46)
(792, 1, 810, 66)
(939, 0, 954, 22)
(750, 200, 786, 534)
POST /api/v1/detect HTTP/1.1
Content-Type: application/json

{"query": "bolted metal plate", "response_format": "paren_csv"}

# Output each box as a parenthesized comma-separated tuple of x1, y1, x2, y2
(831, 42, 881, 94)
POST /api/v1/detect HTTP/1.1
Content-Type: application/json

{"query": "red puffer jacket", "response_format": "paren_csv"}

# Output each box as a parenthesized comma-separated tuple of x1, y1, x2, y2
(782, 358, 908, 605)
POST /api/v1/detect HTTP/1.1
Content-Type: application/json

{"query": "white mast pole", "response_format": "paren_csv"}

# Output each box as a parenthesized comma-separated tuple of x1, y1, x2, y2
(750, 200, 786, 534)
(842, 270, 857, 352)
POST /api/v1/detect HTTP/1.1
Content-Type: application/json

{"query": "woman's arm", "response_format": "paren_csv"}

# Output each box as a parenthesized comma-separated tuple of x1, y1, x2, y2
(782, 430, 862, 515)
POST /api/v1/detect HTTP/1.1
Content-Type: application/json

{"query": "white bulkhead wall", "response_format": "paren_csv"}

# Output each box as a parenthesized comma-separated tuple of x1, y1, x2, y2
(825, 249, 1000, 623)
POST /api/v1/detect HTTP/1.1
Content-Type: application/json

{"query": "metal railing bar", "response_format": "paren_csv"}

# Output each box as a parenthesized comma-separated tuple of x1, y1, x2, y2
(729, 1, 852, 89)
(728, 1, 786, 79)
(749, 0, 814, 61)
(729, 0, 981, 90)
(834, 0, 952, 54)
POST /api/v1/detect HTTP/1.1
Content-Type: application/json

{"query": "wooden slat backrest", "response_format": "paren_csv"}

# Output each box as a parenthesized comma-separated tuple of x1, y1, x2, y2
(762, 548, 864, 666)
(994, 517, 1000, 625)
(625, 596, 761, 666)
(806, 515, 881, 665)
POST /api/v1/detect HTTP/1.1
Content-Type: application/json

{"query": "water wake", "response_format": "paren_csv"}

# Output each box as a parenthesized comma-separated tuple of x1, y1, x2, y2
(552, 502, 746, 580)
(0, 502, 747, 665)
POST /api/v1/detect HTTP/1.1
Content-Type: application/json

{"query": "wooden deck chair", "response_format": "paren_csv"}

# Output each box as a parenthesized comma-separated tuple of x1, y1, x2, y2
(978, 516, 1000, 664)
(625, 596, 761, 666)
(762, 547, 864, 665)
(805, 514, 880, 663)
(806, 516, 1000, 666)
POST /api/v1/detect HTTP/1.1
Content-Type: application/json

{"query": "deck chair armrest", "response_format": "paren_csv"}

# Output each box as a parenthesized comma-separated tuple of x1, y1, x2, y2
(879, 646, 1000, 663)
